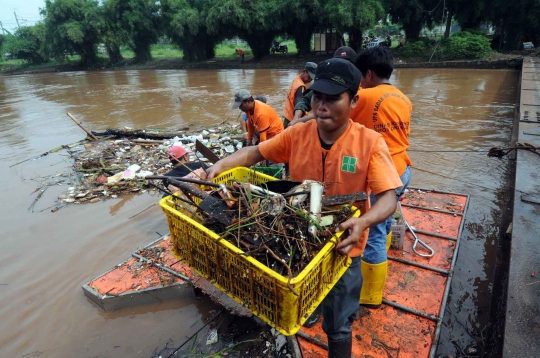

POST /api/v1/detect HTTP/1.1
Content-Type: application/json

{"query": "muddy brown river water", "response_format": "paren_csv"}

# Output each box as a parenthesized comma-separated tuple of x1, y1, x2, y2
(0, 68, 519, 357)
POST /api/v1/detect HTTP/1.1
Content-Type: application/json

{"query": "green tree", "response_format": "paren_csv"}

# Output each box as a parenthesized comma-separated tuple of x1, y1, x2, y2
(41, 0, 101, 66)
(206, 0, 280, 59)
(384, 0, 441, 40)
(99, 0, 125, 63)
(161, 0, 223, 62)
(490, 0, 540, 51)
(275, 0, 325, 56)
(326, 0, 385, 51)
(101, 0, 161, 62)
(4, 24, 48, 64)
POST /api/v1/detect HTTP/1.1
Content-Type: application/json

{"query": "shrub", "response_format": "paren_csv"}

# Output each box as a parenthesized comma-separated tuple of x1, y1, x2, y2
(438, 31, 491, 59)
(4, 25, 48, 64)
(399, 40, 428, 58)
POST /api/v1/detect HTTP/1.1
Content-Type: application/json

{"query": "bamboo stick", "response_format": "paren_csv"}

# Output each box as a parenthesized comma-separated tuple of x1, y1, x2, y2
(66, 112, 98, 141)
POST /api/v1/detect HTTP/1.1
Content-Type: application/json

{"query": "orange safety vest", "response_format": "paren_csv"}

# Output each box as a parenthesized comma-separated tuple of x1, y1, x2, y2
(247, 100, 284, 142)
(351, 85, 413, 176)
(283, 75, 307, 121)
(259, 119, 402, 257)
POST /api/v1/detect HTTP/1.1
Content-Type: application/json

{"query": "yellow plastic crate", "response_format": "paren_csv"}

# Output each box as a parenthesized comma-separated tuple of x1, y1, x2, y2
(159, 167, 355, 335)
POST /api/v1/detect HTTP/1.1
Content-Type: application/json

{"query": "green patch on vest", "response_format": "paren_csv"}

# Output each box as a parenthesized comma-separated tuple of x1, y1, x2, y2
(341, 156, 357, 173)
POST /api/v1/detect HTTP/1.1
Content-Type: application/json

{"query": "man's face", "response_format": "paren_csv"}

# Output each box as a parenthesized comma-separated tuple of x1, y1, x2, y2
(300, 70, 312, 82)
(311, 90, 358, 134)
(239, 99, 254, 113)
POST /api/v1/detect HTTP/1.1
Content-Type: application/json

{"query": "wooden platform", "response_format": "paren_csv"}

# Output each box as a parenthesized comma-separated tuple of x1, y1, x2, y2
(297, 188, 469, 358)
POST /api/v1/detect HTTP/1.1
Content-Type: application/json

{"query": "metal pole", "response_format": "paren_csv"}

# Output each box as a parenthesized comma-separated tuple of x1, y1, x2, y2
(14, 11, 20, 29)
(131, 252, 191, 282)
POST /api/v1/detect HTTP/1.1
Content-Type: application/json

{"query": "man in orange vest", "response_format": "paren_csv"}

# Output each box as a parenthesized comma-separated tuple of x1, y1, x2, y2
(231, 89, 283, 145)
(289, 47, 357, 126)
(282, 62, 317, 127)
(352, 47, 412, 308)
(208, 58, 402, 357)
(236, 48, 245, 62)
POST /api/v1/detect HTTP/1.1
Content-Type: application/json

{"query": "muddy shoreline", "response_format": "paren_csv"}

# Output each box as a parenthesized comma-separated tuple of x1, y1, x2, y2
(1, 52, 525, 76)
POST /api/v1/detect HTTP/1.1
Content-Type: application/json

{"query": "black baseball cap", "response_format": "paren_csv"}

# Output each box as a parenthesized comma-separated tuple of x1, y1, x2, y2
(309, 58, 361, 96)
(333, 46, 356, 62)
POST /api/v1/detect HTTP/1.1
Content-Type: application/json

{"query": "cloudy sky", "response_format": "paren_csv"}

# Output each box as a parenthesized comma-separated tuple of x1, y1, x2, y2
(0, 0, 45, 33)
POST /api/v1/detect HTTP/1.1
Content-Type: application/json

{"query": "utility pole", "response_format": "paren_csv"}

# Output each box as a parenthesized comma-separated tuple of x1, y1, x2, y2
(0, 20, 5, 35)
(14, 10, 20, 30)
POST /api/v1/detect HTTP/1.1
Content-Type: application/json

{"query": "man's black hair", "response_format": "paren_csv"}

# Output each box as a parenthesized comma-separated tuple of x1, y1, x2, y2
(354, 47, 394, 79)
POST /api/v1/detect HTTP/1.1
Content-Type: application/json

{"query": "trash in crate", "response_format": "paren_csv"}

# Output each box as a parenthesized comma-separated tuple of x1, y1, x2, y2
(158, 167, 364, 335)
(391, 202, 406, 250)
(159, 174, 359, 277)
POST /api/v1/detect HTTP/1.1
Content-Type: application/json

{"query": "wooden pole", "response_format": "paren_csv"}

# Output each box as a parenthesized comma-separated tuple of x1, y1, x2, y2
(66, 112, 98, 141)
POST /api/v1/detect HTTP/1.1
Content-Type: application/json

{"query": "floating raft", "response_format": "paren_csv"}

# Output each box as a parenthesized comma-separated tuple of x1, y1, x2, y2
(82, 236, 252, 316)
(297, 187, 469, 358)
(82, 237, 194, 311)
(82, 187, 469, 358)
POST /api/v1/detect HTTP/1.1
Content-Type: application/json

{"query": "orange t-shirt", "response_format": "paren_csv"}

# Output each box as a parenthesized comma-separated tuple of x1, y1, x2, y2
(236, 49, 244, 55)
(283, 75, 306, 120)
(259, 119, 402, 257)
(350, 84, 412, 176)
(247, 100, 284, 142)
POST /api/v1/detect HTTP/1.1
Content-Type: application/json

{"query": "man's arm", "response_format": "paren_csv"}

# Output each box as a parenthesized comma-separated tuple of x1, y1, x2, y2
(335, 189, 397, 256)
(293, 86, 305, 107)
(206, 146, 264, 180)
(292, 90, 313, 120)
(289, 113, 315, 126)
(247, 117, 254, 143)
(255, 114, 270, 142)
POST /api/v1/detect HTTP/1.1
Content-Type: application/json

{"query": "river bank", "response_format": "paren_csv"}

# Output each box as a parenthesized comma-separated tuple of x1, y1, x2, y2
(1, 51, 526, 76)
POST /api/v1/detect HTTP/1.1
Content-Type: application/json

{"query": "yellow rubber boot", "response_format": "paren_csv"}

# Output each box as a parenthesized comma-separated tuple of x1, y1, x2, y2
(386, 232, 392, 252)
(360, 261, 388, 308)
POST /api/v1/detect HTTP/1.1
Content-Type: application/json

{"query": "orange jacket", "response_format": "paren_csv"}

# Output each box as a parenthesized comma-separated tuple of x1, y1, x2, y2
(259, 119, 402, 257)
(247, 100, 284, 142)
(283, 75, 307, 120)
(350, 85, 412, 176)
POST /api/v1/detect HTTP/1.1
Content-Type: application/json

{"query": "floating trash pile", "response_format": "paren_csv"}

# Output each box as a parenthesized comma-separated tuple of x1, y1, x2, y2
(49, 124, 246, 207)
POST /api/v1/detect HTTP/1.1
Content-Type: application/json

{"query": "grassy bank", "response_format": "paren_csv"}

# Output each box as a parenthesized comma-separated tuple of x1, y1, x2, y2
(0, 40, 299, 73)
(0, 39, 525, 75)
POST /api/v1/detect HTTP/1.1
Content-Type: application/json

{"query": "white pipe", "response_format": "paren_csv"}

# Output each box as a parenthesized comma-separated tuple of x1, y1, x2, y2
(308, 182, 324, 236)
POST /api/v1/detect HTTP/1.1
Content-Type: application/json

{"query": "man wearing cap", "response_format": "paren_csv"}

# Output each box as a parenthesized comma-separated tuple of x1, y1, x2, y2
(163, 144, 206, 193)
(208, 58, 402, 357)
(282, 62, 317, 128)
(232, 89, 283, 145)
(352, 47, 412, 309)
(239, 95, 267, 139)
(289, 47, 356, 126)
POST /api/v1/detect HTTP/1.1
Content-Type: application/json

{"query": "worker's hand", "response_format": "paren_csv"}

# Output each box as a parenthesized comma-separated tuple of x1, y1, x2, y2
(205, 162, 225, 181)
(289, 118, 302, 126)
(335, 217, 369, 256)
